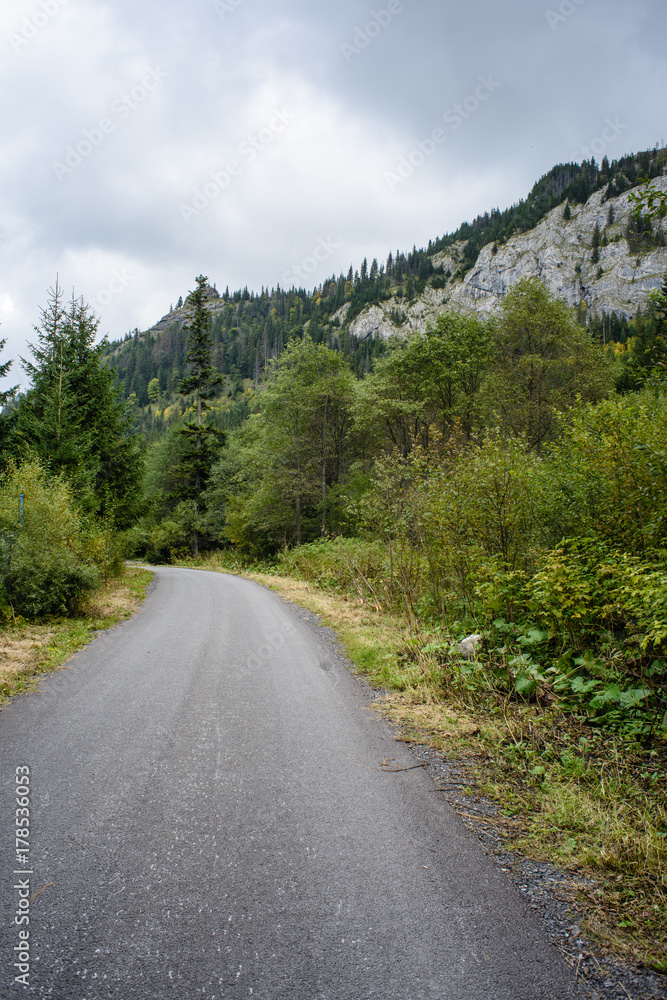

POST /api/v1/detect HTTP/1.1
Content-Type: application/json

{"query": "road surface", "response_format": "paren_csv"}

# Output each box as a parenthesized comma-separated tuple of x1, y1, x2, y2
(0, 566, 583, 999)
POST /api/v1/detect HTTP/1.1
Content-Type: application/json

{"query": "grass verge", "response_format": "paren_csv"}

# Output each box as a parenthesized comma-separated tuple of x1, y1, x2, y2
(0, 566, 153, 705)
(183, 549, 666, 975)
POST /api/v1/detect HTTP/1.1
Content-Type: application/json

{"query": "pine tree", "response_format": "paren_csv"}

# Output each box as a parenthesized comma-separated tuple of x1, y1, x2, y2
(177, 275, 224, 555)
(592, 221, 602, 263)
(16, 281, 143, 526)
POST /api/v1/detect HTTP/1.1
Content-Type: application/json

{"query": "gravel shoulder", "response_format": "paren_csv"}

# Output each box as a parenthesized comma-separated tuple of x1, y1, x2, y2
(280, 596, 667, 1000)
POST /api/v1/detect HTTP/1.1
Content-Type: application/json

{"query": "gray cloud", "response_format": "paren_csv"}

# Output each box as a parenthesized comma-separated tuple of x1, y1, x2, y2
(0, 0, 664, 388)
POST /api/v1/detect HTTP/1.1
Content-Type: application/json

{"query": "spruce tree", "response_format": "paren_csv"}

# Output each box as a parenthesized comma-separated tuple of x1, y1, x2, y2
(16, 281, 143, 526)
(0, 326, 18, 469)
(592, 221, 601, 263)
(177, 275, 224, 555)
(0, 328, 17, 405)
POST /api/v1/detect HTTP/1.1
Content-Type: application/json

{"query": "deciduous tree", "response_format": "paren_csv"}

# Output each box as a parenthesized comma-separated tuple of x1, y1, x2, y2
(488, 278, 614, 451)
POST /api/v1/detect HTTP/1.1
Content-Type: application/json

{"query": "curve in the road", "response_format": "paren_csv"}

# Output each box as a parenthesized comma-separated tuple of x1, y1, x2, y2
(0, 566, 583, 999)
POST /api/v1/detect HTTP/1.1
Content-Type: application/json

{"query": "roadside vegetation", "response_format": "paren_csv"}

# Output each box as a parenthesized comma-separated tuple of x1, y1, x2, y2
(159, 262, 667, 971)
(1, 175, 665, 974)
(0, 566, 153, 704)
(0, 280, 151, 703)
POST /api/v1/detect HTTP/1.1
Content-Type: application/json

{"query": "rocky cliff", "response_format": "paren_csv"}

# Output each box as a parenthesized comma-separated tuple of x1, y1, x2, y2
(342, 176, 667, 341)
(133, 176, 667, 354)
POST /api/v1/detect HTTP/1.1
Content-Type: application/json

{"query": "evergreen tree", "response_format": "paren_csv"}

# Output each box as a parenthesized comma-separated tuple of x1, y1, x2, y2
(177, 275, 224, 555)
(16, 281, 143, 527)
(592, 221, 601, 263)
(0, 327, 17, 405)
(0, 327, 18, 469)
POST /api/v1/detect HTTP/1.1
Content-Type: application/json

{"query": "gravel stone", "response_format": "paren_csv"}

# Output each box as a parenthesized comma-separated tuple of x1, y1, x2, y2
(407, 743, 667, 1000)
(282, 598, 667, 1000)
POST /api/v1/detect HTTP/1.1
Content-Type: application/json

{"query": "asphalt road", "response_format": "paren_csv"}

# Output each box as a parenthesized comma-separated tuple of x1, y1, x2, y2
(0, 566, 584, 999)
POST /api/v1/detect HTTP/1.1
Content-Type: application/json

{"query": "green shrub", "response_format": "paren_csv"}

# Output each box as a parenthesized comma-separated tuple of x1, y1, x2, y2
(0, 461, 100, 617)
(547, 388, 667, 553)
(277, 537, 390, 602)
(83, 520, 128, 581)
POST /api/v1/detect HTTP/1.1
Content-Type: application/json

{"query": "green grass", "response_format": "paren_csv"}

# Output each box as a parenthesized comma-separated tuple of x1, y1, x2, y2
(0, 567, 153, 705)
(173, 546, 667, 971)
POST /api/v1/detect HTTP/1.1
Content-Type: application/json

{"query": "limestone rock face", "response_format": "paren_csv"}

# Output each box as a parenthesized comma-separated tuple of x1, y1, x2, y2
(139, 180, 667, 352)
(341, 176, 667, 341)
(449, 177, 667, 319)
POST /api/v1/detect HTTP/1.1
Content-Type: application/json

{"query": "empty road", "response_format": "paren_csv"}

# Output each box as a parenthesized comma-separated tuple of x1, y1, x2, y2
(0, 566, 583, 999)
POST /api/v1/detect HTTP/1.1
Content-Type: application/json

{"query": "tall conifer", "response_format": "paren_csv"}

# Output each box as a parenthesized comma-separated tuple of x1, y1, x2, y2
(16, 281, 143, 526)
(177, 275, 224, 555)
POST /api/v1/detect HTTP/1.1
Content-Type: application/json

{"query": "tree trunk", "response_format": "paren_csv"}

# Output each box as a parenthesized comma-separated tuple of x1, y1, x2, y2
(321, 394, 328, 536)
(295, 408, 301, 546)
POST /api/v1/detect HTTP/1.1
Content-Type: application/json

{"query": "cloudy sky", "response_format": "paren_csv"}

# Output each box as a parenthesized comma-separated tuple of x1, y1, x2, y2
(0, 0, 665, 389)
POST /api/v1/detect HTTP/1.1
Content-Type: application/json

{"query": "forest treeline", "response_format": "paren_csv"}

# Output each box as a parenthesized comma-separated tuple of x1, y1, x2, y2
(102, 145, 667, 413)
(128, 267, 667, 739)
(0, 280, 143, 617)
(0, 164, 666, 741)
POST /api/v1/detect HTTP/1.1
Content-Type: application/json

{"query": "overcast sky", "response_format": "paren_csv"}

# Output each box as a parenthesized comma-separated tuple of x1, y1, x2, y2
(1, 0, 665, 389)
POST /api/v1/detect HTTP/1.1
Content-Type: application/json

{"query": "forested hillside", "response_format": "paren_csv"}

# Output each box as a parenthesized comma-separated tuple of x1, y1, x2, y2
(103, 282, 389, 415)
(102, 145, 667, 419)
(431, 146, 666, 271)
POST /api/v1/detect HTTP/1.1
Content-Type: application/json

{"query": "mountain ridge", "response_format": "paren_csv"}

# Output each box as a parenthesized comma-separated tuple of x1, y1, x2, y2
(103, 146, 667, 405)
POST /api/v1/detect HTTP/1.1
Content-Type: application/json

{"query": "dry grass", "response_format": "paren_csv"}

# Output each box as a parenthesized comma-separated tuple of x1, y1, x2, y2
(0, 567, 153, 705)
(374, 691, 481, 744)
(177, 552, 667, 973)
(0, 626, 57, 686)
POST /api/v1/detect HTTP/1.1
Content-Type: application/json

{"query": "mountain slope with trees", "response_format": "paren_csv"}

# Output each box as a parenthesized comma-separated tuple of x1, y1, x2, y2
(102, 146, 667, 415)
